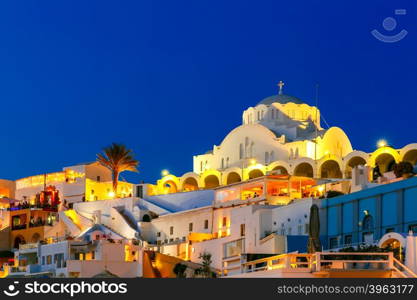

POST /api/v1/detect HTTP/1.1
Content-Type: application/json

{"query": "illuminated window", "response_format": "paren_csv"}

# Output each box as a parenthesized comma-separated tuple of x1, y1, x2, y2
(47, 255, 52, 265)
(222, 217, 227, 227)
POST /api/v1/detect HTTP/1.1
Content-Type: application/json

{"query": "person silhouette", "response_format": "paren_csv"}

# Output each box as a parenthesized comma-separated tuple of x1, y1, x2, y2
(373, 163, 382, 181)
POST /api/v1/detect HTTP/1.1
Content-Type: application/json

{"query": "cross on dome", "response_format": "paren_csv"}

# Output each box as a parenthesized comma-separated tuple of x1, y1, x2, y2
(277, 80, 285, 95)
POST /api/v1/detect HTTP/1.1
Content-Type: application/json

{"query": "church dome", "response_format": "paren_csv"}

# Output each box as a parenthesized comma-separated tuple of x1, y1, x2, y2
(257, 94, 304, 106)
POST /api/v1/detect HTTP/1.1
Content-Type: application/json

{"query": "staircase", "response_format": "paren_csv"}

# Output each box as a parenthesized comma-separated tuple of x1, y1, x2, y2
(392, 258, 417, 278)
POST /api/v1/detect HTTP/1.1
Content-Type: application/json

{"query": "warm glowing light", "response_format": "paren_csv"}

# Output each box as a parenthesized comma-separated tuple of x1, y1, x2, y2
(108, 191, 115, 198)
(161, 169, 169, 177)
(318, 185, 325, 193)
(250, 159, 256, 165)
(377, 139, 387, 148)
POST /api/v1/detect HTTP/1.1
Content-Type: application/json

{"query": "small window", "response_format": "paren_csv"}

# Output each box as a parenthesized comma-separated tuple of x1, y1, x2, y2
(47, 255, 52, 265)
(408, 224, 417, 233)
(222, 217, 227, 227)
(344, 235, 352, 246)
(329, 237, 338, 249)
(240, 224, 245, 237)
(170, 226, 174, 235)
(157, 232, 161, 237)
(42, 256, 45, 265)
(189, 223, 193, 232)
(204, 220, 209, 229)
(96, 176, 101, 182)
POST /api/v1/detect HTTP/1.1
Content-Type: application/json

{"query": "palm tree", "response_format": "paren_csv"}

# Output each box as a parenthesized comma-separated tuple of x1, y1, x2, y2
(96, 143, 139, 197)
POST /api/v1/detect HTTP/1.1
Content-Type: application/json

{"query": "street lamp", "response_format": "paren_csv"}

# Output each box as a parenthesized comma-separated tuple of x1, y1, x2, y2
(377, 139, 387, 148)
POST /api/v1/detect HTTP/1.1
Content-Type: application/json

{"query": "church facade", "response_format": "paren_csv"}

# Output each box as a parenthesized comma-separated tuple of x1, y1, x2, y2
(151, 82, 417, 195)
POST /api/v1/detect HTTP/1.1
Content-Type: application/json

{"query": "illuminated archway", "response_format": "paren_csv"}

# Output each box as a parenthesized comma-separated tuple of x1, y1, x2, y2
(293, 163, 314, 178)
(226, 172, 241, 185)
(272, 165, 288, 175)
(378, 232, 406, 250)
(204, 175, 220, 189)
(13, 235, 25, 249)
(163, 180, 178, 194)
(320, 160, 342, 178)
(248, 169, 263, 179)
(182, 177, 199, 192)
(375, 153, 396, 173)
(345, 156, 367, 178)
(403, 150, 417, 166)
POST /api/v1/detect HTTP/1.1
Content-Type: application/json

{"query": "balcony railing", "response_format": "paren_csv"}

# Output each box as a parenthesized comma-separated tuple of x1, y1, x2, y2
(225, 252, 417, 278)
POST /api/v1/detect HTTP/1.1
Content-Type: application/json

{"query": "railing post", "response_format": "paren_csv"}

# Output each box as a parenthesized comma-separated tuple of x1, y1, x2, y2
(388, 252, 394, 269)
(285, 255, 291, 269)
(316, 252, 321, 272)
(240, 255, 246, 274)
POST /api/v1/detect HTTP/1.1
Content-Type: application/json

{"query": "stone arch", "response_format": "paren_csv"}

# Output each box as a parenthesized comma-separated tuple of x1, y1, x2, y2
(159, 174, 180, 194)
(268, 161, 290, 175)
(401, 144, 417, 166)
(204, 175, 220, 189)
(344, 156, 368, 178)
(319, 159, 343, 178)
(163, 180, 178, 193)
(13, 235, 25, 249)
(226, 172, 241, 185)
(378, 232, 406, 249)
(369, 147, 400, 169)
(293, 162, 314, 178)
(248, 169, 264, 179)
(201, 170, 222, 189)
(180, 172, 201, 192)
(221, 167, 242, 185)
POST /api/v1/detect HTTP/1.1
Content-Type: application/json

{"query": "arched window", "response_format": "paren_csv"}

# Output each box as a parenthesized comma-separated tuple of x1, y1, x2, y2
(221, 158, 224, 169)
(265, 152, 270, 164)
(257, 111, 260, 121)
(239, 143, 244, 159)
(226, 157, 229, 168)
(270, 151, 274, 162)
(200, 161, 203, 172)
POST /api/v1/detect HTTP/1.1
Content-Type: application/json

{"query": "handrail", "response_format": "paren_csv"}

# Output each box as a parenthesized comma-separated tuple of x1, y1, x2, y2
(236, 252, 416, 276)
(393, 257, 417, 278)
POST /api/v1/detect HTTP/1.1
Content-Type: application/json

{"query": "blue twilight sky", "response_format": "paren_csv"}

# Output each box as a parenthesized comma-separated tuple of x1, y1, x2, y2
(0, 0, 416, 184)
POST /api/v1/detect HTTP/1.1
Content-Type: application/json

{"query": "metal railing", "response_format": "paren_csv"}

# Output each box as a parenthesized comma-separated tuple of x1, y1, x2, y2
(232, 252, 416, 277)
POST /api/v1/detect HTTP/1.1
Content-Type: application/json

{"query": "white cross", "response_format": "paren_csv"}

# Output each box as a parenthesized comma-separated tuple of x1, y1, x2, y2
(277, 80, 284, 94)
